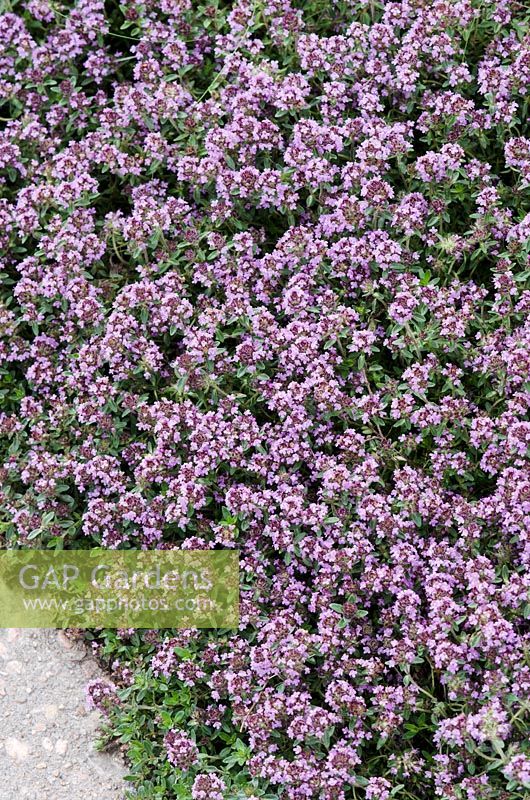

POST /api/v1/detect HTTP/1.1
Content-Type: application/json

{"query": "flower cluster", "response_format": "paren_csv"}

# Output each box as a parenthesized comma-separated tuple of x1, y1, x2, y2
(85, 678, 118, 716)
(164, 730, 199, 771)
(1, 0, 529, 799)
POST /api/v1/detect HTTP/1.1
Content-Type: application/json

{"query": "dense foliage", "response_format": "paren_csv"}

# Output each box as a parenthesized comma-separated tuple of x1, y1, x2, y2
(1, 0, 529, 798)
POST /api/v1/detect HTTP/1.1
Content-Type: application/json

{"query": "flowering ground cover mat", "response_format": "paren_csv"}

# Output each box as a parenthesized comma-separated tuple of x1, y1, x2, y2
(0, 0, 529, 798)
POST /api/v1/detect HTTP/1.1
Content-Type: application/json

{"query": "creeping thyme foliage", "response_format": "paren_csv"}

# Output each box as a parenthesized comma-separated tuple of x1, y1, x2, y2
(1, 0, 530, 798)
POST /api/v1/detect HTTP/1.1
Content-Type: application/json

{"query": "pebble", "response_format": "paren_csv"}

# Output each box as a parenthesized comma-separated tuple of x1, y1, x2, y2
(43, 704, 58, 720)
(4, 737, 30, 760)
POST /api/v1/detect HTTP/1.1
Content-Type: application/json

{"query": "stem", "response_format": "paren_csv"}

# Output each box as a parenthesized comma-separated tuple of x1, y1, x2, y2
(510, 704, 530, 725)
(404, 323, 423, 360)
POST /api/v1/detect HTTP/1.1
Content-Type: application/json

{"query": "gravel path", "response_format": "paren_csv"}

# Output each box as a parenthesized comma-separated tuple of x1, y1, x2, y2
(0, 628, 128, 800)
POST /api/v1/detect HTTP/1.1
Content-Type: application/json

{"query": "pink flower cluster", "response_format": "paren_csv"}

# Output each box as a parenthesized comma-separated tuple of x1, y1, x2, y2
(85, 678, 118, 716)
(1, 0, 529, 798)
(164, 729, 199, 771)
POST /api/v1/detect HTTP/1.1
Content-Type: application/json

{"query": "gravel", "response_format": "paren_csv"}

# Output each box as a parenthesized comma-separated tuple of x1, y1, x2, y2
(0, 628, 128, 800)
